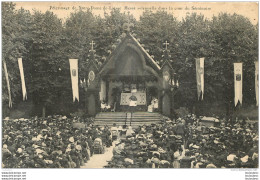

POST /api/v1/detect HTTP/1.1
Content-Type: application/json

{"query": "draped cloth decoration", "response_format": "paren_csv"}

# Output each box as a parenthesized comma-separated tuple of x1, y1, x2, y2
(3, 61, 12, 107)
(69, 59, 79, 102)
(18, 58, 27, 101)
(255, 61, 258, 106)
(195, 58, 204, 100)
(234, 63, 243, 106)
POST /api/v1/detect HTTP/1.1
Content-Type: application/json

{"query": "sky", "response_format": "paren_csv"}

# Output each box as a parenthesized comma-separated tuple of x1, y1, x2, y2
(14, 2, 258, 24)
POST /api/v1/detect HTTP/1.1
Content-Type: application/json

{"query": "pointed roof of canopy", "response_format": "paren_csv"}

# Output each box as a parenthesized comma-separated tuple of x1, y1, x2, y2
(129, 33, 161, 70)
(98, 33, 161, 78)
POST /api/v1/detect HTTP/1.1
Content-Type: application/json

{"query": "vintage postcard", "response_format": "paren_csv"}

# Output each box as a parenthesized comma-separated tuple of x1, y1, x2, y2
(1, 1, 259, 179)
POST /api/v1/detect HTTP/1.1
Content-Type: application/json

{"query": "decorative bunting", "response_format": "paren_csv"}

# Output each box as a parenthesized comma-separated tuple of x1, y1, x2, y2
(69, 59, 79, 102)
(255, 61, 258, 106)
(195, 58, 205, 100)
(3, 61, 12, 107)
(234, 63, 243, 106)
(18, 58, 27, 101)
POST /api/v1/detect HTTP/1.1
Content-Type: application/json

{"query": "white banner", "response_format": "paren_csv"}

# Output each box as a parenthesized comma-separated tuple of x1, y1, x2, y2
(3, 61, 12, 107)
(18, 58, 27, 100)
(195, 58, 205, 100)
(234, 63, 243, 106)
(255, 61, 258, 106)
(69, 59, 79, 102)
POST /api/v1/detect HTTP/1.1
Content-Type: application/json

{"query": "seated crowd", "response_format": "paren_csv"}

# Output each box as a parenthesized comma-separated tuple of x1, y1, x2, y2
(2, 114, 258, 168)
(106, 115, 258, 168)
(2, 115, 112, 168)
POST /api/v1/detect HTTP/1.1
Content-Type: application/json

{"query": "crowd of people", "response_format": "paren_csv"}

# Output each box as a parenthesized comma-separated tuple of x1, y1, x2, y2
(2, 113, 258, 168)
(2, 115, 112, 168)
(106, 115, 258, 168)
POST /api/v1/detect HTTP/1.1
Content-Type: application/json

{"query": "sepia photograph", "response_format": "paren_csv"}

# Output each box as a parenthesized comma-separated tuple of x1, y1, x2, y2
(1, 1, 259, 178)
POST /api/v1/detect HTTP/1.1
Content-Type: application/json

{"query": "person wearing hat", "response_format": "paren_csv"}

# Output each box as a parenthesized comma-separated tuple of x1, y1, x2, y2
(111, 123, 119, 141)
(175, 120, 185, 143)
(86, 136, 93, 157)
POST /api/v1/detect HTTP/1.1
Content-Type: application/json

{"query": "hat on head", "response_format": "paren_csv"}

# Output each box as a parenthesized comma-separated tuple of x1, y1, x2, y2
(17, 148, 23, 154)
(227, 154, 237, 162)
(214, 140, 219, 144)
(192, 145, 200, 149)
(69, 137, 74, 143)
(44, 160, 53, 164)
(241, 155, 249, 163)
(151, 157, 160, 164)
(206, 163, 217, 168)
(4, 117, 10, 121)
(76, 145, 82, 151)
(146, 159, 152, 164)
(124, 158, 134, 164)
(32, 144, 40, 149)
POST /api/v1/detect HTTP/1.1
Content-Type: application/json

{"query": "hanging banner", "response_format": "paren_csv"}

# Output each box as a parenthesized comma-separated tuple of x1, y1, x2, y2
(18, 58, 27, 100)
(3, 61, 12, 107)
(195, 58, 204, 100)
(255, 61, 258, 106)
(69, 59, 79, 102)
(234, 63, 243, 106)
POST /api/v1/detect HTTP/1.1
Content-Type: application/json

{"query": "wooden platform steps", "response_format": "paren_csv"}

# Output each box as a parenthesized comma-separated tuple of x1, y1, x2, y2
(94, 112, 162, 128)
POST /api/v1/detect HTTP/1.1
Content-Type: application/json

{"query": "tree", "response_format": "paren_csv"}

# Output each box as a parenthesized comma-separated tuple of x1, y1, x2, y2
(174, 13, 212, 113)
(135, 11, 180, 65)
(2, 3, 31, 113)
(27, 10, 64, 117)
(2, 5, 258, 118)
(209, 13, 258, 117)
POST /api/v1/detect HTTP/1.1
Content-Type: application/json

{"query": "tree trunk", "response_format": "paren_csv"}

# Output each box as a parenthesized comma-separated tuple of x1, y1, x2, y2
(42, 105, 46, 118)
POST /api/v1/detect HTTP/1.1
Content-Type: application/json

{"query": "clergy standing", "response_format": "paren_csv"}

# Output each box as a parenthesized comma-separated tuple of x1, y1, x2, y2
(129, 93, 137, 123)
